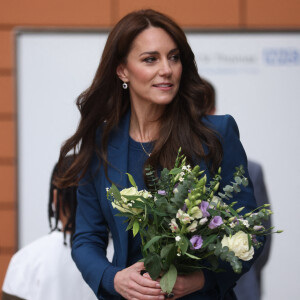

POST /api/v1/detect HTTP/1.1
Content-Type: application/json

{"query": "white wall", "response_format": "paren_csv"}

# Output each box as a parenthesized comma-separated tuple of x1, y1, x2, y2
(17, 31, 300, 299)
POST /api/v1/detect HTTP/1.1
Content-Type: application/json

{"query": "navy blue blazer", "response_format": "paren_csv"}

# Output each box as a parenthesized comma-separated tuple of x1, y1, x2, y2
(72, 110, 262, 300)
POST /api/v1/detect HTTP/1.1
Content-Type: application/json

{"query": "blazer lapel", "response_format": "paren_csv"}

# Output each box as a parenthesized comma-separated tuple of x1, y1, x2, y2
(104, 110, 131, 267)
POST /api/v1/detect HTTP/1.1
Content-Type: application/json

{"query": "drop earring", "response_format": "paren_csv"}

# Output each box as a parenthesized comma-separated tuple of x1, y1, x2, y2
(122, 82, 128, 89)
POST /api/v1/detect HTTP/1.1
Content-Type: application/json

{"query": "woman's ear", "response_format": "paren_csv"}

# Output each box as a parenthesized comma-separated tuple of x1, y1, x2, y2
(116, 64, 129, 83)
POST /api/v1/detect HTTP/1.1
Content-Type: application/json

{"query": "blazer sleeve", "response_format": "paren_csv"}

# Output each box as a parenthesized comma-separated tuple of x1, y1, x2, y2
(202, 115, 265, 298)
(72, 167, 121, 298)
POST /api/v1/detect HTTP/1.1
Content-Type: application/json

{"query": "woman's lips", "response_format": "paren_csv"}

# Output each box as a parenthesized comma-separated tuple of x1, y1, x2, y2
(152, 83, 173, 90)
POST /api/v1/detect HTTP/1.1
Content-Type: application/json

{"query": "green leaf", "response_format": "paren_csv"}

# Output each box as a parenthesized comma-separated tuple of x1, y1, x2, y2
(133, 220, 139, 237)
(126, 218, 135, 231)
(242, 178, 248, 187)
(247, 233, 252, 250)
(202, 234, 217, 249)
(169, 168, 183, 175)
(145, 253, 161, 280)
(178, 236, 189, 254)
(126, 173, 137, 188)
(234, 176, 242, 184)
(161, 244, 175, 259)
(160, 264, 177, 294)
(185, 252, 201, 260)
(110, 184, 122, 202)
(227, 205, 239, 218)
(143, 236, 162, 251)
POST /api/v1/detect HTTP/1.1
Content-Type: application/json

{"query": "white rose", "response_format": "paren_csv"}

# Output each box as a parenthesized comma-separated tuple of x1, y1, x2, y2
(142, 190, 152, 198)
(120, 187, 143, 214)
(120, 187, 140, 201)
(111, 202, 129, 213)
(221, 231, 254, 261)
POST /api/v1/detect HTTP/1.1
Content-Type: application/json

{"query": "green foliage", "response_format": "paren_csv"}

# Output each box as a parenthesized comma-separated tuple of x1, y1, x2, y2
(144, 253, 162, 280)
(160, 264, 177, 294)
(107, 150, 279, 293)
(126, 173, 137, 188)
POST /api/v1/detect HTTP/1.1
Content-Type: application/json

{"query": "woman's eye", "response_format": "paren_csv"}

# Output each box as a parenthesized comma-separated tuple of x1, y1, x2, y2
(143, 57, 157, 63)
(170, 54, 180, 62)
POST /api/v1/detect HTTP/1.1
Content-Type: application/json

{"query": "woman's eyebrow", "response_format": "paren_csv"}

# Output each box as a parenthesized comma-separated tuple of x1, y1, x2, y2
(139, 48, 179, 57)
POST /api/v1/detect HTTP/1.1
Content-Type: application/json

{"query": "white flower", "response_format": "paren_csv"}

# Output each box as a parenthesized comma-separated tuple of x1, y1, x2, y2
(111, 202, 129, 213)
(173, 188, 179, 193)
(175, 236, 181, 242)
(179, 177, 184, 182)
(177, 253, 181, 256)
(176, 209, 184, 219)
(253, 225, 264, 231)
(190, 207, 203, 219)
(105, 187, 109, 192)
(176, 209, 193, 224)
(221, 231, 254, 261)
(120, 187, 139, 202)
(180, 171, 185, 176)
(199, 217, 208, 225)
(169, 218, 179, 232)
(182, 166, 187, 171)
(119, 187, 144, 214)
(242, 220, 250, 228)
(229, 222, 236, 228)
(142, 190, 152, 198)
(187, 220, 198, 232)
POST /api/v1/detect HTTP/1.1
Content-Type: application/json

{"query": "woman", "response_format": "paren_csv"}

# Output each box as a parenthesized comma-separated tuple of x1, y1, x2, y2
(56, 9, 262, 300)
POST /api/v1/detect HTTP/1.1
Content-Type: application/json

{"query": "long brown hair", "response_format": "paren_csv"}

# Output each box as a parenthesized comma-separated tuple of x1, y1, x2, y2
(55, 9, 222, 188)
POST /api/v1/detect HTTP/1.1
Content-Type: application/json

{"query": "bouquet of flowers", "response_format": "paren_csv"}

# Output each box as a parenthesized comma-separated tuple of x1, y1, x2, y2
(107, 149, 280, 294)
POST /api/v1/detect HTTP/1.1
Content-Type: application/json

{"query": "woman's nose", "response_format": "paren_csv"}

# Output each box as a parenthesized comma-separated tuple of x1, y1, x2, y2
(158, 59, 172, 77)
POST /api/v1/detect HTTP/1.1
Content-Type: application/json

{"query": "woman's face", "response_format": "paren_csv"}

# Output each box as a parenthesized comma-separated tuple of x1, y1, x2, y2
(117, 27, 182, 107)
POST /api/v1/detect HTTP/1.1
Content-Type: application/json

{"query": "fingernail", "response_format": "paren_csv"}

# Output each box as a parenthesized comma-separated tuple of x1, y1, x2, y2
(140, 270, 148, 276)
(156, 283, 161, 288)
(159, 296, 165, 300)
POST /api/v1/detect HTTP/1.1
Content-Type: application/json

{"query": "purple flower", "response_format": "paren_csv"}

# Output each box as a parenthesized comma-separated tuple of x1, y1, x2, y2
(200, 201, 210, 217)
(182, 203, 187, 212)
(190, 235, 203, 250)
(208, 216, 223, 229)
(252, 235, 258, 244)
(158, 190, 167, 195)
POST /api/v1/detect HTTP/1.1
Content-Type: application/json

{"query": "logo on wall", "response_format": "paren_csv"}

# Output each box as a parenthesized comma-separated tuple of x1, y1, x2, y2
(263, 48, 300, 65)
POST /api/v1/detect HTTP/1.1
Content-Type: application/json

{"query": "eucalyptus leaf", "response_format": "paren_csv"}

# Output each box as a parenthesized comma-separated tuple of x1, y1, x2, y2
(234, 176, 242, 184)
(242, 178, 249, 187)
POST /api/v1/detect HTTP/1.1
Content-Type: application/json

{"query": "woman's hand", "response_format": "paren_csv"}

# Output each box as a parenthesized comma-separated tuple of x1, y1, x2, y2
(166, 271, 205, 299)
(114, 262, 165, 300)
